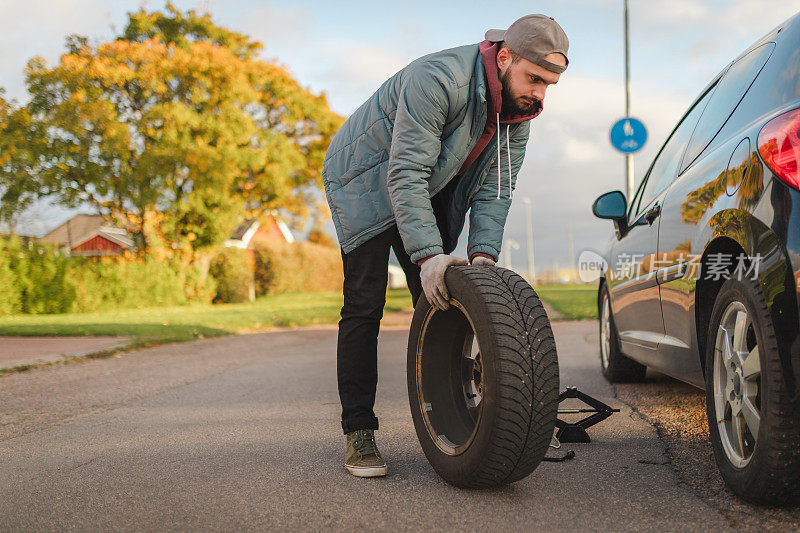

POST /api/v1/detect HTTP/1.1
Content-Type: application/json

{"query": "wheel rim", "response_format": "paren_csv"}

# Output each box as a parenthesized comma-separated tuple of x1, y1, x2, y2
(600, 294, 611, 370)
(416, 300, 484, 456)
(713, 301, 761, 468)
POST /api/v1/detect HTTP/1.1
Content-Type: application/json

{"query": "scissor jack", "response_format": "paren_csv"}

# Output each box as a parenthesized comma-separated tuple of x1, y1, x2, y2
(542, 387, 620, 462)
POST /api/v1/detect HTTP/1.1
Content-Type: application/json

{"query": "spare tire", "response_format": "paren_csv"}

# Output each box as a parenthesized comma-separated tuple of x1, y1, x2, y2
(407, 265, 559, 488)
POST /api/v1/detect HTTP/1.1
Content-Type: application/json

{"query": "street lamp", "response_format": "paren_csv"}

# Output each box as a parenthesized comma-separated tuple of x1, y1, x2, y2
(503, 238, 520, 269)
(521, 197, 536, 283)
(624, 0, 635, 201)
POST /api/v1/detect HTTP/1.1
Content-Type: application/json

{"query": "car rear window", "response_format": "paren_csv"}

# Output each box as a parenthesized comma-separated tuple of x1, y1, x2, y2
(680, 42, 775, 173)
(716, 29, 800, 147)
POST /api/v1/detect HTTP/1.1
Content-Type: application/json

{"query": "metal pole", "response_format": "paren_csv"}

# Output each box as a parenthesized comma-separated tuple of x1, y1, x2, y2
(567, 220, 575, 271)
(624, 0, 634, 202)
(522, 197, 536, 283)
(624, 0, 631, 118)
(503, 239, 519, 270)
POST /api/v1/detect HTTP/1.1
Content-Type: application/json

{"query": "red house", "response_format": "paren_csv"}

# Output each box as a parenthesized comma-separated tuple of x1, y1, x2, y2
(40, 213, 294, 256)
(39, 214, 135, 256)
(223, 216, 294, 249)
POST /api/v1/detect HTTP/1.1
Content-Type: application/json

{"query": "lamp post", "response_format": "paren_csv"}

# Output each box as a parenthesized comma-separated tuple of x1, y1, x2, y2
(521, 197, 536, 283)
(624, 0, 635, 201)
(503, 238, 520, 269)
(567, 220, 575, 273)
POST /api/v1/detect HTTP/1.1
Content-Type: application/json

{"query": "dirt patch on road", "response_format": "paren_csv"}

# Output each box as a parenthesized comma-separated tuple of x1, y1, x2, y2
(615, 373, 800, 530)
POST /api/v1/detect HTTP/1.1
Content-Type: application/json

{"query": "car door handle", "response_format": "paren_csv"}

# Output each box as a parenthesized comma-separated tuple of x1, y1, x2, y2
(644, 204, 661, 225)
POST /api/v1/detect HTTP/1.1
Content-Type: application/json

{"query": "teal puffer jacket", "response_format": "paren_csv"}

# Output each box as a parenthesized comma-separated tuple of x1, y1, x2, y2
(322, 43, 529, 264)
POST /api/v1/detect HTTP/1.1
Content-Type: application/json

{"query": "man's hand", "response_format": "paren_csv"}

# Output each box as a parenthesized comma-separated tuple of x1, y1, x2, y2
(419, 254, 468, 310)
(471, 255, 496, 267)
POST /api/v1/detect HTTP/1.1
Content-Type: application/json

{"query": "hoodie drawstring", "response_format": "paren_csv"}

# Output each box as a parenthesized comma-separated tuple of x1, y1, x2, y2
(506, 124, 512, 199)
(496, 113, 501, 199)
(495, 114, 513, 200)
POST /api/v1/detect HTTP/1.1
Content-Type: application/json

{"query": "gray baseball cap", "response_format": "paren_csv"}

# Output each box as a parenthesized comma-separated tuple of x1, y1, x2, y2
(485, 14, 569, 74)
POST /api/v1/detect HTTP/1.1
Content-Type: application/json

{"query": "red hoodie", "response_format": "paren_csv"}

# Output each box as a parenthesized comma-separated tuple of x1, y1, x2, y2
(418, 40, 540, 266)
(457, 40, 541, 175)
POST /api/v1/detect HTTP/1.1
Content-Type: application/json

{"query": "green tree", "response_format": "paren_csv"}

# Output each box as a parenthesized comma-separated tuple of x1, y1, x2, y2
(122, 4, 343, 226)
(2, 3, 342, 256)
(0, 92, 45, 227)
(122, 3, 262, 60)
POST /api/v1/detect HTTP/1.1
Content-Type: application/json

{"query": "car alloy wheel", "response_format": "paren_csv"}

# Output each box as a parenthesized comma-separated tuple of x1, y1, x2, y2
(712, 301, 761, 468)
(600, 294, 612, 370)
(597, 284, 646, 382)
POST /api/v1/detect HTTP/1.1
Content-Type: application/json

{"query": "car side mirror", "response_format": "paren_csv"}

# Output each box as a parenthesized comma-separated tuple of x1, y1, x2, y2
(592, 190, 628, 237)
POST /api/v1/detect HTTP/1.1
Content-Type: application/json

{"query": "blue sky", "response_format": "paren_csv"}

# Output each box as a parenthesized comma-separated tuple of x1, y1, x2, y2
(2, 0, 799, 271)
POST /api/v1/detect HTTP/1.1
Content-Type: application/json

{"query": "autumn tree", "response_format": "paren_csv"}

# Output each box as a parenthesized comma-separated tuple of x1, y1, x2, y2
(122, 3, 263, 61)
(0, 92, 45, 227)
(307, 223, 337, 248)
(680, 153, 763, 225)
(2, 3, 342, 255)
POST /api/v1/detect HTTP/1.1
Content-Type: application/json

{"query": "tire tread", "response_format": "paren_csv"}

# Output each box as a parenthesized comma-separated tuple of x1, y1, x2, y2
(458, 266, 559, 487)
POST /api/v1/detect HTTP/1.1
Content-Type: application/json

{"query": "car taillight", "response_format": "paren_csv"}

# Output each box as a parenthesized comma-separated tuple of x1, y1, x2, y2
(758, 107, 800, 190)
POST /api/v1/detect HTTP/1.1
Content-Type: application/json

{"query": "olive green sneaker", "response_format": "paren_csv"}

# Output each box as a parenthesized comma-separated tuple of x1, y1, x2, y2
(345, 429, 387, 477)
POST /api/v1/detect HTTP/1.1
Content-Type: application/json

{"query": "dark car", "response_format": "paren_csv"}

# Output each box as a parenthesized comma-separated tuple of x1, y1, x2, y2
(591, 13, 800, 504)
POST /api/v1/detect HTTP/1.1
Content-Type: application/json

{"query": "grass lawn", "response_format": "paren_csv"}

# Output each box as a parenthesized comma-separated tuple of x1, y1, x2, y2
(0, 283, 597, 351)
(0, 289, 414, 348)
(534, 283, 598, 321)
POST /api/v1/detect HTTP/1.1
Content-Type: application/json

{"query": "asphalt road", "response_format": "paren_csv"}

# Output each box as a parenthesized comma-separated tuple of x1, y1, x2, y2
(0, 320, 736, 531)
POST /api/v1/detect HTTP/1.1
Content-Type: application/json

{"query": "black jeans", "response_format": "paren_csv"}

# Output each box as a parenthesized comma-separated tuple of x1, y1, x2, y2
(337, 224, 423, 434)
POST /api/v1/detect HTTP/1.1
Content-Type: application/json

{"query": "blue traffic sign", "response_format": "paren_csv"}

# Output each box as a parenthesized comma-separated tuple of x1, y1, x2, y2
(610, 117, 647, 153)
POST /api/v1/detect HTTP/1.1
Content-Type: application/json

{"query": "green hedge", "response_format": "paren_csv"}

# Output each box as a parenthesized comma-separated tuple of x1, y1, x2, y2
(68, 257, 201, 312)
(0, 235, 343, 315)
(0, 236, 74, 314)
(0, 235, 218, 315)
(209, 248, 254, 303)
(254, 241, 342, 295)
(0, 255, 19, 315)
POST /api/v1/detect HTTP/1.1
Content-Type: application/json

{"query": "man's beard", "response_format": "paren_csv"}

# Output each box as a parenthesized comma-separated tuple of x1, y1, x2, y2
(500, 69, 542, 118)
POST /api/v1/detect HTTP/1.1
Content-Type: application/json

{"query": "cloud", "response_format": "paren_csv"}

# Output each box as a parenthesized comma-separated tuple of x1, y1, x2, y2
(635, 0, 712, 29)
(235, 3, 315, 51)
(716, 1, 800, 32)
(633, 0, 797, 39)
(313, 40, 407, 113)
(529, 74, 688, 171)
(236, 5, 412, 114)
(0, 0, 115, 101)
(561, 137, 605, 163)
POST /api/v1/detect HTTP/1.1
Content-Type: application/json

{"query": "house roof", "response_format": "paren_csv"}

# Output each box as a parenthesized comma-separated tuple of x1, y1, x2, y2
(224, 215, 294, 248)
(40, 214, 134, 250)
(42, 213, 293, 252)
(72, 227, 135, 250)
(230, 219, 259, 241)
(276, 219, 295, 243)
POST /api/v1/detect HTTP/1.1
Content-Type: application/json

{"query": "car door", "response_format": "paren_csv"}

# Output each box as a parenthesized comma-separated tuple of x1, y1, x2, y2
(656, 43, 775, 386)
(608, 173, 668, 366)
(609, 85, 717, 367)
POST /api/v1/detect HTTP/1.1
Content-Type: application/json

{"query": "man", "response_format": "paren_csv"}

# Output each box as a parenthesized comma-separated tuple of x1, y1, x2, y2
(322, 14, 569, 477)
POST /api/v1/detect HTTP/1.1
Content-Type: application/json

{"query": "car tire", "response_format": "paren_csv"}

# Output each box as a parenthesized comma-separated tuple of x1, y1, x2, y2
(705, 277, 800, 505)
(599, 283, 647, 383)
(407, 265, 559, 488)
